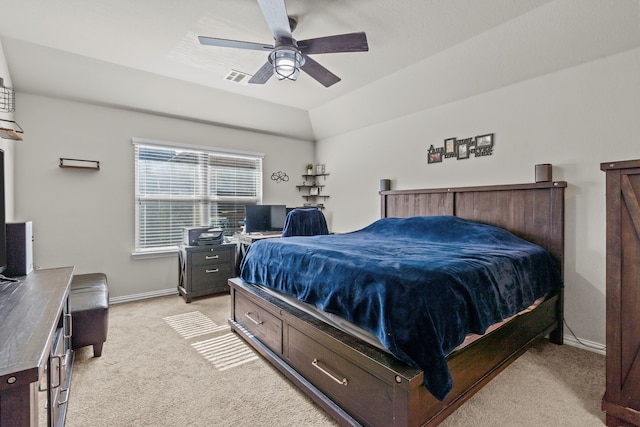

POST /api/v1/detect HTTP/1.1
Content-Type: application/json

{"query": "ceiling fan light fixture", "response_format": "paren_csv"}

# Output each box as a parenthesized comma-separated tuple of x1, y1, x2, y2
(269, 46, 304, 81)
(197, 1, 368, 87)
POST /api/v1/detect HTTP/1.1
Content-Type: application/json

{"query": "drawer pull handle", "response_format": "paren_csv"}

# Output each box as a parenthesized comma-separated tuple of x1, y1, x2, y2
(38, 377, 48, 392)
(205, 255, 220, 260)
(58, 387, 70, 406)
(51, 355, 62, 389)
(244, 312, 263, 326)
(205, 268, 220, 273)
(65, 313, 73, 341)
(312, 358, 348, 386)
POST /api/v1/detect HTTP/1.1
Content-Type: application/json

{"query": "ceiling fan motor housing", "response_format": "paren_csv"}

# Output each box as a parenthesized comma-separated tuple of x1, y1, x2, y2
(269, 40, 305, 80)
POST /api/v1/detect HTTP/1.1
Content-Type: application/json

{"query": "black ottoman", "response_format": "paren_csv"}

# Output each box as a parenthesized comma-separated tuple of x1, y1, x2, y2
(69, 273, 109, 357)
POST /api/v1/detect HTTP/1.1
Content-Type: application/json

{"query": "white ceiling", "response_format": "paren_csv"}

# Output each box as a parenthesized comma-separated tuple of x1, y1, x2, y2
(1, 0, 640, 140)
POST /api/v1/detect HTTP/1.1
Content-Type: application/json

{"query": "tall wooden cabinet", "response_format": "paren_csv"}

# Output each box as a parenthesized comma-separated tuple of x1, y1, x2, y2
(0, 267, 75, 427)
(601, 159, 640, 427)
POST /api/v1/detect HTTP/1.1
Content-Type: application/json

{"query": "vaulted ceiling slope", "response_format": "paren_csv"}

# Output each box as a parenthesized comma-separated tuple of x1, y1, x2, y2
(1, 0, 639, 141)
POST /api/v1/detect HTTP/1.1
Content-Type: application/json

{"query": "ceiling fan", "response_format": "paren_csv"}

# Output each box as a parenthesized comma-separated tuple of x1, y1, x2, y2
(198, 0, 368, 87)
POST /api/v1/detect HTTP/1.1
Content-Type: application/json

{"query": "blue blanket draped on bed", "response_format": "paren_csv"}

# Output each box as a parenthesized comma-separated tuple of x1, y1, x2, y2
(240, 216, 563, 401)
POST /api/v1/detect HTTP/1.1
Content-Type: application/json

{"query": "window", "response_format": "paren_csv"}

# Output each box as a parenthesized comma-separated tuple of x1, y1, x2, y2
(133, 138, 263, 252)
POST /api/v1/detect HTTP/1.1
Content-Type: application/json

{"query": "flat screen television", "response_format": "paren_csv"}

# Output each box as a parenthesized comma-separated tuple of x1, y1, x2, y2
(244, 204, 288, 233)
(0, 150, 6, 274)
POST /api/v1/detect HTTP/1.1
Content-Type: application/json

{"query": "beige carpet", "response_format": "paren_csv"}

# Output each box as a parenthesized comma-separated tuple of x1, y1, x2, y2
(67, 294, 606, 426)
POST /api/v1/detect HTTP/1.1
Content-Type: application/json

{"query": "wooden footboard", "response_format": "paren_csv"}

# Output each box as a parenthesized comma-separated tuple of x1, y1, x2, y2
(229, 277, 562, 427)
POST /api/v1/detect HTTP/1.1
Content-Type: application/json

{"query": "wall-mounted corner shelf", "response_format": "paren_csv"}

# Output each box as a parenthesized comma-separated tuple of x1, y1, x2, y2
(59, 158, 100, 170)
(298, 171, 329, 205)
(302, 195, 330, 199)
(296, 184, 325, 190)
(303, 173, 330, 180)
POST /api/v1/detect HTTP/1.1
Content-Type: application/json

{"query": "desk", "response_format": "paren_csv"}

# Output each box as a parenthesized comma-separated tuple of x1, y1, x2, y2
(235, 233, 281, 274)
(238, 232, 282, 243)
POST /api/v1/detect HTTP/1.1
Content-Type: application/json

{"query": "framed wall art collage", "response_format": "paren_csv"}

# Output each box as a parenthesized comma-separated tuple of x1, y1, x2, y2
(428, 133, 494, 164)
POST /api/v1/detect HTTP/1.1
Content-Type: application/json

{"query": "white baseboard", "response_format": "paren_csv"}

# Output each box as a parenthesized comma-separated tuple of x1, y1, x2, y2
(563, 333, 606, 356)
(109, 288, 178, 305)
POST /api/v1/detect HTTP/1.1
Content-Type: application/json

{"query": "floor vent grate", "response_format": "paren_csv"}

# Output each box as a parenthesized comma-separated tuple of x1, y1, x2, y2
(192, 333, 259, 371)
(163, 311, 228, 339)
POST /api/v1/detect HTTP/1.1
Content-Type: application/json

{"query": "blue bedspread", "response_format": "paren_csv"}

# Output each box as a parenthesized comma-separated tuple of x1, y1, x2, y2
(240, 216, 563, 401)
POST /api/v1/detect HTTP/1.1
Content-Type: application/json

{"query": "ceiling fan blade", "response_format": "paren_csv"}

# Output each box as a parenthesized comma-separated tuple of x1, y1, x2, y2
(257, 0, 292, 42)
(300, 56, 341, 87)
(198, 36, 273, 51)
(298, 32, 369, 55)
(248, 62, 274, 84)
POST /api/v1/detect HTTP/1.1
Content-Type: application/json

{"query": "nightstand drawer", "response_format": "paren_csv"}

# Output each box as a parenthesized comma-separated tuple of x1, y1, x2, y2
(190, 246, 233, 266)
(191, 265, 232, 292)
(234, 293, 282, 354)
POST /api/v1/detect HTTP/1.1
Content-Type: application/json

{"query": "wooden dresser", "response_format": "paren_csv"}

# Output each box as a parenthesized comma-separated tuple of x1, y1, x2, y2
(0, 267, 75, 427)
(601, 159, 640, 427)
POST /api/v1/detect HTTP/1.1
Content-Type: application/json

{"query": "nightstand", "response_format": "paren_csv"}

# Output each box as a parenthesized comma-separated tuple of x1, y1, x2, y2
(178, 244, 235, 303)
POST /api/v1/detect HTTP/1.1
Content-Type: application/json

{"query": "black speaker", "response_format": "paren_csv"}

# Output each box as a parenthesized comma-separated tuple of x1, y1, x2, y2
(535, 164, 552, 183)
(6, 221, 33, 276)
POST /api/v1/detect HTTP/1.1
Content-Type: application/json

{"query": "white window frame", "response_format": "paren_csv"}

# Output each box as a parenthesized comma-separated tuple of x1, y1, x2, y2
(132, 138, 264, 257)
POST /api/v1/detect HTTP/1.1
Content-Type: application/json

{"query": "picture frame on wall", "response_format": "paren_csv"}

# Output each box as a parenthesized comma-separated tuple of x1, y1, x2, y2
(428, 151, 443, 164)
(315, 164, 325, 175)
(445, 138, 456, 154)
(309, 186, 319, 196)
(476, 133, 494, 148)
(457, 143, 470, 160)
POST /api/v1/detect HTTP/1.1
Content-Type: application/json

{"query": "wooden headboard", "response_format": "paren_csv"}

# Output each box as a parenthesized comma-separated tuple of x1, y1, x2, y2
(380, 181, 567, 271)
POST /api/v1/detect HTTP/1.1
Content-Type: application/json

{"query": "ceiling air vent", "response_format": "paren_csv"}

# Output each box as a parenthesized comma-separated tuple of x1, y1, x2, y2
(224, 70, 252, 85)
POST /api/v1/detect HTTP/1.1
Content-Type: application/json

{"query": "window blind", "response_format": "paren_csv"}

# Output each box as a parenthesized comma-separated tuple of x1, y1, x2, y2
(134, 142, 262, 251)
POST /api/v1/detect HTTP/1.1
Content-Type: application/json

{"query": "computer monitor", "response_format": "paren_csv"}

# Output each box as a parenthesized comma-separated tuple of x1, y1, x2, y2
(269, 205, 287, 230)
(245, 204, 287, 233)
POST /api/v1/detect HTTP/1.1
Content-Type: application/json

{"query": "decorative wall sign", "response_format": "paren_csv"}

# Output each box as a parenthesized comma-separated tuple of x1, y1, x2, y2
(428, 151, 442, 164)
(271, 171, 289, 183)
(427, 133, 494, 165)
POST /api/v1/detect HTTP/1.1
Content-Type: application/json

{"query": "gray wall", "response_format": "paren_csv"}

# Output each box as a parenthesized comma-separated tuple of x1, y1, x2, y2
(12, 93, 313, 301)
(314, 46, 640, 353)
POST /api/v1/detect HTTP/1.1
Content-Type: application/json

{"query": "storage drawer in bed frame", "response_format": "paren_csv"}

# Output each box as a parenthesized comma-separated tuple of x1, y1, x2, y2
(229, 278, 421, 426)
(286, 325, 395, 426)
(228, 277, 562, 427)
(234, 290, 283, 354)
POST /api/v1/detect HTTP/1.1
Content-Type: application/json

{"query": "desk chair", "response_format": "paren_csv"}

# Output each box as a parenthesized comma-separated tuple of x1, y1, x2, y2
(281, 208, 329, 237)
